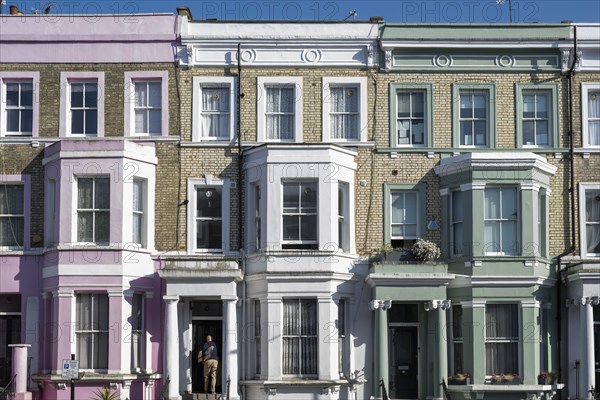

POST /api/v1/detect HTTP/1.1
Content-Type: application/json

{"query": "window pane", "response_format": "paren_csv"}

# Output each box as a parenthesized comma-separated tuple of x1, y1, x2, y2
(95, 211, 110, 243)
(474, 121, 487, 145)
(133, 180, 144, 212)
(537, 94, 548, 118)
(473, 93, 487, 118)
(203, 87, 229, 112)
(585, 190, 600, 222)
(484, 221, 500, 253)
(283, 215, 299, 240)
(452, 191, 462, 221)
(485, 188, 500, 219)
(398, 121, 410, 144)
(283, 183, 299, 211)
(95, 178, 110, 210)
(71, 110, 84, 134)
(453, 224, 463, 254)
(78, 178, 93, 209)
(6, 83, 19, 106)
(135, 82, 147, 107)
(536, 121, 549, 145)
(21, 83, 33, 107)
(404, 192, 417, 224)
(20, 110, 33, 133)
(397, 93, 410, 118)
(197, 187, 222, 218)
(523, 94, 535, 118)
(0, 185, 24, 215)
(280, 87, 294, 113)
(300, 183, 317, 211)
(300, 215, 317, 241)
(486, 304, 518, 337)
(6, 110, 20, 132)
(461, 121, 472, 145)
(133, 213, 143, 245)
(148, 82, 161, 108)
(196, 220, 222, 249)
(391, 192, 404, 224)
(502, 221, 518, 254)
(85, 83, 98, 108)
(412, 121, 424, 144)
(0, 216, 24, 247)
(460, 93, 472, 118)
(148, 109, 161, 134)
(85, 110, 97, 134)
(135, 110, 147, 134)
(77, 212, 94, 242)
(523, 121, 535, 145)
(501, 188, 517, 219)
(71, 84, 84, 107)
(486, 342, 518, 375)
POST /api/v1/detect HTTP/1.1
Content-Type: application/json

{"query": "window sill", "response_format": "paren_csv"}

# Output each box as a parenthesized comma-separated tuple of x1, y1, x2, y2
(447, 383, 564, 392)
(32, 372, 162, 383)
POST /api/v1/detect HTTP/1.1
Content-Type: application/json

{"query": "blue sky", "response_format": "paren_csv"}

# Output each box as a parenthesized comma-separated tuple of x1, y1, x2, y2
(6, 0, 600, 23)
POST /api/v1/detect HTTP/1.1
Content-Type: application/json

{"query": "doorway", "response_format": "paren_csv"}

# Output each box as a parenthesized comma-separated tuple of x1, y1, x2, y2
(192, 319, 223, 394)
(0, 315, 21, 388)
(388, 325, 419, 399)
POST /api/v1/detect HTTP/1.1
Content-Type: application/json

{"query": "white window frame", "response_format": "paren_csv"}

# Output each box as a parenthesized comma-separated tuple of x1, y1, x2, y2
(322, 77, 367, 142)
(192, 77, 236, 142)
(0, 72, 40, 137)
(75, 176, 110, 245)
(257, 77, 303, 143)
(484, 303, 520, 378)
(582, 83, 600, 149)
(187, 178, 230, 254)
(0, 177, 29, 250)
(579, 182, 600, 258)
(390, 190, 419, 242)
(132, 178, 146, 247)
(75, 292, 109, 371)
(60, 72, 105, 137)
(124, 71, 169, 137)
(282, 180, 318, 249)
(484, 186, 519, 256)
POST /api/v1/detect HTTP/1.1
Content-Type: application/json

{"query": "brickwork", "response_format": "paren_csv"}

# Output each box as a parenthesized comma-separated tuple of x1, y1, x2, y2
(0, 145, 45, 248)
(0, 63, 180, 137)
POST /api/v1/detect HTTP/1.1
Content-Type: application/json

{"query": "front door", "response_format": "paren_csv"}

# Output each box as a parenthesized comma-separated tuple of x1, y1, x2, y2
(0, 315, 21, 388)
(192, 320, 222, 394)
(389, 325, 418, 399)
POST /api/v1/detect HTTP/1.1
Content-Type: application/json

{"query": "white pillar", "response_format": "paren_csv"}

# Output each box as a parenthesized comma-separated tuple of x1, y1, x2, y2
(318, 297, 339, 380)
(164, 295, 181, 400)
(580, 299, 595, 399)
(223, 296, 240, 400)
(9, 344, 32, 400)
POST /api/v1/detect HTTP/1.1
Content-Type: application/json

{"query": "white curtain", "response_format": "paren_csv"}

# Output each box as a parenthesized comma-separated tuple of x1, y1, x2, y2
(283, 300, 317, 375)
(202, 87, 230, 138)
(266, 87, 294, 139)
(586, 190, 600, 253)
(330, 87, 358, 139)
(76, 294, 108, 369)
(589, 91, 600, 145)
(485, 304, 518, 375)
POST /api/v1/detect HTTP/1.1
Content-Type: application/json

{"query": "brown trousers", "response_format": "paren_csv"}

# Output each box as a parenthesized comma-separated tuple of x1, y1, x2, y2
(203, 359, 218, 394)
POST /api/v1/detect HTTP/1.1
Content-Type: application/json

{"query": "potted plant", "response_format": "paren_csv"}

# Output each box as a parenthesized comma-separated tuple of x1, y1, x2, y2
(538, 372, 548, 385)
(371, 243, 395, 262)
(491, 374, 521, 385)
(538, 371, 556, 384)
(410, 238, 441, 262)
(448, 373, 470, 385)
(92, 387, 119, 400)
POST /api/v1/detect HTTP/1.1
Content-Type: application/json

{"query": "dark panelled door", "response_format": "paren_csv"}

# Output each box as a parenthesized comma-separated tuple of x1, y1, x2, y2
(389, 325, 418, 399)
(192, 320, 223, 394)
(0, 315, 21, 387)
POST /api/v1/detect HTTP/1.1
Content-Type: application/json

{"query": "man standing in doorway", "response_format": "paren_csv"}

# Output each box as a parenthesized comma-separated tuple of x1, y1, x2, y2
(199, 335, 218, 394)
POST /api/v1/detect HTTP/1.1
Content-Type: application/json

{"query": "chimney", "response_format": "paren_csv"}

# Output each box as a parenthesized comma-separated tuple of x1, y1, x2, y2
(9, 5, 19, 15)
(370, 16, 384, 23)
(176, 6, 193, 20)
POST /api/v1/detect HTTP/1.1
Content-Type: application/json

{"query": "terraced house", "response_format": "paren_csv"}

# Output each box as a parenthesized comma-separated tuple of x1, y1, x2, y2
(0, 7, 599, 400)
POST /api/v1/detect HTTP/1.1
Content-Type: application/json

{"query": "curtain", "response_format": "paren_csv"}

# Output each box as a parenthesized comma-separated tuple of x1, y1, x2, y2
(76, 294, 108, 369)
(202, 87, 230, 138)
(589, 91, 600, 145)
(485, 304, 518, 375)
(586, 190, 600, 253)
(283, 300, 317, 375)
(266, 87, 293, 140)
(330, 87, 358, 139)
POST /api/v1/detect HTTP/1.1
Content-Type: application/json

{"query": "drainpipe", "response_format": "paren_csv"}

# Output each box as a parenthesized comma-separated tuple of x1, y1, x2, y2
(237, 42, 247, 396)
(556, 25, 579, 398)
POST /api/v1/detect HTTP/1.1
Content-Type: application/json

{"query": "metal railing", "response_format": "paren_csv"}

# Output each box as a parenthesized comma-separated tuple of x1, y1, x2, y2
(379, 379, 389, 400)
(441, 378, 453, 400)
(0, 374, 15, 400)
(159, 376, 170, 400)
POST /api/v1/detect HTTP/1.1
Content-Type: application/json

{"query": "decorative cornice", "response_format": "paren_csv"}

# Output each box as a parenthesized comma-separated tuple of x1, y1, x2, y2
(424, 299, 451, 311)
(369, 300, 392, 311)
(566, 296, 600, 307)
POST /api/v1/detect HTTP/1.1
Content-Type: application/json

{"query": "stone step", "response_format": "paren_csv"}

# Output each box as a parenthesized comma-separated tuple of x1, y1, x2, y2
(182, 393, 221, 400)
